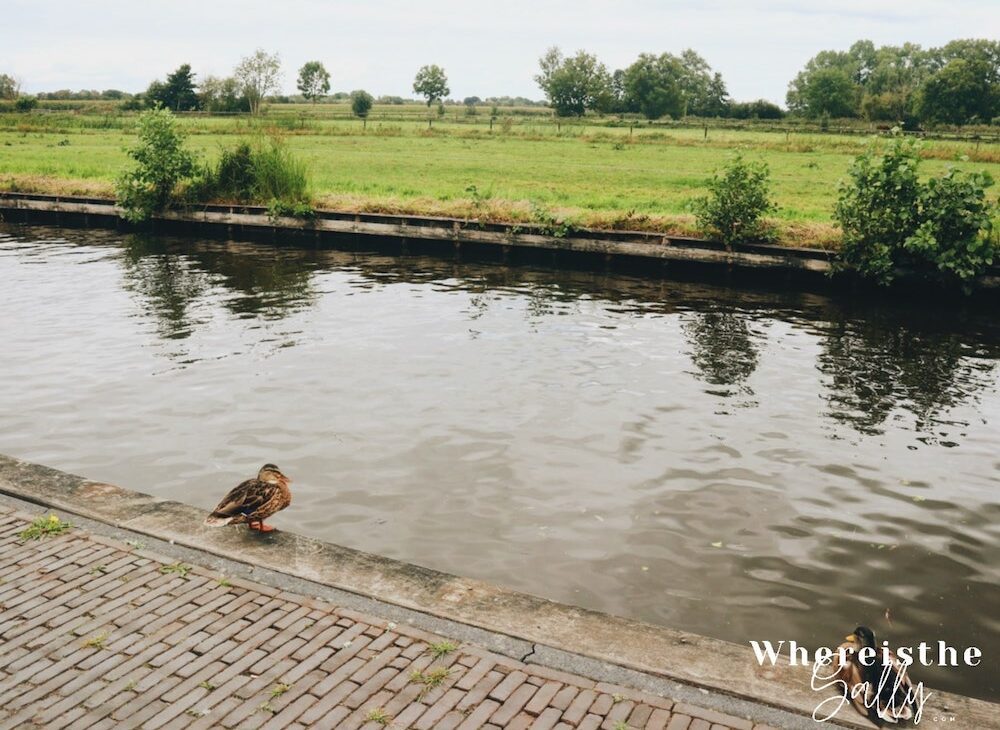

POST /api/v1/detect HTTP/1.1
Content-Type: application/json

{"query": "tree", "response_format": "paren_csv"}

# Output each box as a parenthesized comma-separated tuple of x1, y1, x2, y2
(534, 47, 612, 117)
(199, 75, 248, 113)
(413, 65, 449, 105)
(146, 64, 199, 111)
(297, 61, 330, 104)
(350, 89, 373, 118)
(235, 49, 282, 115)
(115, 107, 197, 222)
(786, 48, 862, 117)
(0, 74, 18, 100)
(623, 53, 684, 120)
(917, 59, 997, 124)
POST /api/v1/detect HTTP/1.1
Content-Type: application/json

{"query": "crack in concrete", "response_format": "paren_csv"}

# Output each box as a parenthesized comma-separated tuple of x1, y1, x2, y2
(520, 643, 538, 663)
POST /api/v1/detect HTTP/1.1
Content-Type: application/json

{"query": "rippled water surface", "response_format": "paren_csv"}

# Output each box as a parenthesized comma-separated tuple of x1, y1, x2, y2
(2, 224, 999, 700)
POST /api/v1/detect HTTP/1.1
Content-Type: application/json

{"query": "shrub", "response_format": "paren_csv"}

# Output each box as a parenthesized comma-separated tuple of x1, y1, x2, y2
(903, 168, 995, 283)
(834, 134, 921, 283)
(836, 131, 997, 285)
(693, 153, 776, 249)
(351, 89, 373, 118)
(115, 107, 196, 222)
(192, 134, 309, 207)
(14, 95, 38, 112)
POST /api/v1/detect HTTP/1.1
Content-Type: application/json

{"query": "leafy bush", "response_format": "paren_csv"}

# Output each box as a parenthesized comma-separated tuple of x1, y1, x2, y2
(350, 89, 373, 118)
(904, 168, 995, 282)
(836, 132, 996, 285)
(693, 153, 776, 248)
(14, 95, 38, 112)
(115, 107, 196, 222)
(834, 134, 921, 283)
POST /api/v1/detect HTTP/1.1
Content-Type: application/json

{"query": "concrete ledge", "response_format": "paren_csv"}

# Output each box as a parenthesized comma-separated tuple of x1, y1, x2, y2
(1, 453, 996, 727)
(4, 192, 999, 294)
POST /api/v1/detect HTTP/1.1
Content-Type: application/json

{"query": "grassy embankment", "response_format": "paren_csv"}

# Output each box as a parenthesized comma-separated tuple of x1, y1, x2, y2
(2, 105, 998, 248)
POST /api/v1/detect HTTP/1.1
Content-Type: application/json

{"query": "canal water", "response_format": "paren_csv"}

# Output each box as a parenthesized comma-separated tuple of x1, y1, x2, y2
(2, 224, 998, 700)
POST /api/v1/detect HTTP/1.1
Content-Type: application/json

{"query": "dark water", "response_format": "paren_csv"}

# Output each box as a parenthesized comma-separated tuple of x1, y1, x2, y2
(2, 224, 998, 701)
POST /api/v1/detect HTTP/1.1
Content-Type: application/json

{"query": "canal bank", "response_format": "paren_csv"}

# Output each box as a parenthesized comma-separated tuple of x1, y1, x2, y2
(1, 454, 997, 728)
(2, 191, 999, 295)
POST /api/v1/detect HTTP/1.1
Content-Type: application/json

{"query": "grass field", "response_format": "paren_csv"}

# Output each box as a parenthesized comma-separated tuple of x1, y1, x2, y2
(2, 109, 998, 247)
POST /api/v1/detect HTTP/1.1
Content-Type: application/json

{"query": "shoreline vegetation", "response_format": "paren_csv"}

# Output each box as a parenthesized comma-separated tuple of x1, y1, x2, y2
(2, 107, 998, 250)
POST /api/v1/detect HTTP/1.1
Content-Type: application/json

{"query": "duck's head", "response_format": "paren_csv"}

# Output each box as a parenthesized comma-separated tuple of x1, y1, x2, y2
(846, 626, 877, 651)
(258, 463, 291, 486)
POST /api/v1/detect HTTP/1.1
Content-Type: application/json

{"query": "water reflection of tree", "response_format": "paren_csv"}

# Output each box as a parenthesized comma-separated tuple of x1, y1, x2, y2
(120, 235, 211, 340)
(683, 309, 761, 398)
(119, 236, 316, 339)
(817, 314, 998, 438)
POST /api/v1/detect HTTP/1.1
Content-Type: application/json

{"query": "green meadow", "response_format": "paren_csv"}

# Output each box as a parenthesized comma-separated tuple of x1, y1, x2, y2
(2, 107, 998, 246)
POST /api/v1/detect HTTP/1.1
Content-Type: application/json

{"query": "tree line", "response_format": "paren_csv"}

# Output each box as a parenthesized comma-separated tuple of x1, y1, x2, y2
(4, 37, 998, 126)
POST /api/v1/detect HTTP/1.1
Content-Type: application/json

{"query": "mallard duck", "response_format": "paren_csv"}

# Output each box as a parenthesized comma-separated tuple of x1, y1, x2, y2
(204, 463, 292, 533)
(835, 626, 917, 726)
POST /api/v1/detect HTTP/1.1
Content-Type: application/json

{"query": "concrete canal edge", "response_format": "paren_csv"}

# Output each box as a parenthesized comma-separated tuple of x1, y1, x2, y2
(1, 454, 997, 729)
(4, 192, 999, 293)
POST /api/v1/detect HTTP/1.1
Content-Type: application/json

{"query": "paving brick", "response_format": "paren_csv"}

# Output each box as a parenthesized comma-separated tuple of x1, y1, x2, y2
(0, 511, 791, 730)
(672, 703, 753, 730)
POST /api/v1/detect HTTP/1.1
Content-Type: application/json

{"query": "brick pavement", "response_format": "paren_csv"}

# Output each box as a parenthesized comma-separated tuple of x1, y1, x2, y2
(0, 507, 777, 729)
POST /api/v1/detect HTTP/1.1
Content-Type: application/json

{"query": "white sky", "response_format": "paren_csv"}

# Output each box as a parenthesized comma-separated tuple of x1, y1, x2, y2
(4, 0, 998, 104)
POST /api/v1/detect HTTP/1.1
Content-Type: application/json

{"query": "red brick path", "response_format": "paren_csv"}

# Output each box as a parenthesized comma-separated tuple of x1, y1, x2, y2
(0, 507, 776, 729)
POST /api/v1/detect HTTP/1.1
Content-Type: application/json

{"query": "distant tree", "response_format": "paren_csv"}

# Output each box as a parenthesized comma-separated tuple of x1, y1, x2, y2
(727, 99, 785, 120)
(102, 89, 127, 100)
(918, 59, 997, 124)
(463, 96, 481, 106)
(792, 67, 859, 118)
(297, 61, 331, 103)
(0, 74, 19, 99)
(534, 47, 612, 117)
(199, 75, 248, 113)
(14, 95, 38, 111)
(787, 49, 862, 117)
(623, 53, 685, 120)
(350, 89, 373, 118)
(413, 65, 450, 105)
(235, 49, 282, 115)
(165, 64, 199, 110)
(147, 64, 200, 111)
(377, 95, 405, 105)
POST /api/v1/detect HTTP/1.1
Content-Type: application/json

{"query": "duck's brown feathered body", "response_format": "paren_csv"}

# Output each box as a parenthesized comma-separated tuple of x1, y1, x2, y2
(835, 627, 917, 725)
(205, 464, 291, 532)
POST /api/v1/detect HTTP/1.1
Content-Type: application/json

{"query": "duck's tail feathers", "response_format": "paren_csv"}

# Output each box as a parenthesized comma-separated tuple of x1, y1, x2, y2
(204, 513, 236, 527)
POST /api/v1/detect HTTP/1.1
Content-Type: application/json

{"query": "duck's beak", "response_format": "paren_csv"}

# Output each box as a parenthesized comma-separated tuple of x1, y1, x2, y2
(844, 634, 856, 642)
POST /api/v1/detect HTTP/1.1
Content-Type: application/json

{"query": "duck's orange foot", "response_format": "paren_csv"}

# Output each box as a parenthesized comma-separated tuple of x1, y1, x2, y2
(248, 521, 277, 533)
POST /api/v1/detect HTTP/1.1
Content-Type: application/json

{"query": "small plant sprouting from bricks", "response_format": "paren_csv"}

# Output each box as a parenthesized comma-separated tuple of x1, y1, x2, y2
(19, 514, 71, 541)
(82, 632, 109, 650)
(90, 565, 109, 575)
(612, 693, 625, 704)
(409, 666, 452, 698)
(270, 682, 292, 699)
(427, 640, 459, 659)
(613, 722, 630, 730)
(198, 680, 216, 691)
(124, 680, 137, 692)
(125, 539, 146, 550)
(159, 562, 191, 578)
(365, 707, 391, 725)
(257, 701, 276, 714)
(185, 708, 209, 718)
(216, 577, 232, 587)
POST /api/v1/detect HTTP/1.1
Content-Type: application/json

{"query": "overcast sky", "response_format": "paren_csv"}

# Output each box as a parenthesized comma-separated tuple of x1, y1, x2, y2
(5, 0, 998, 104)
